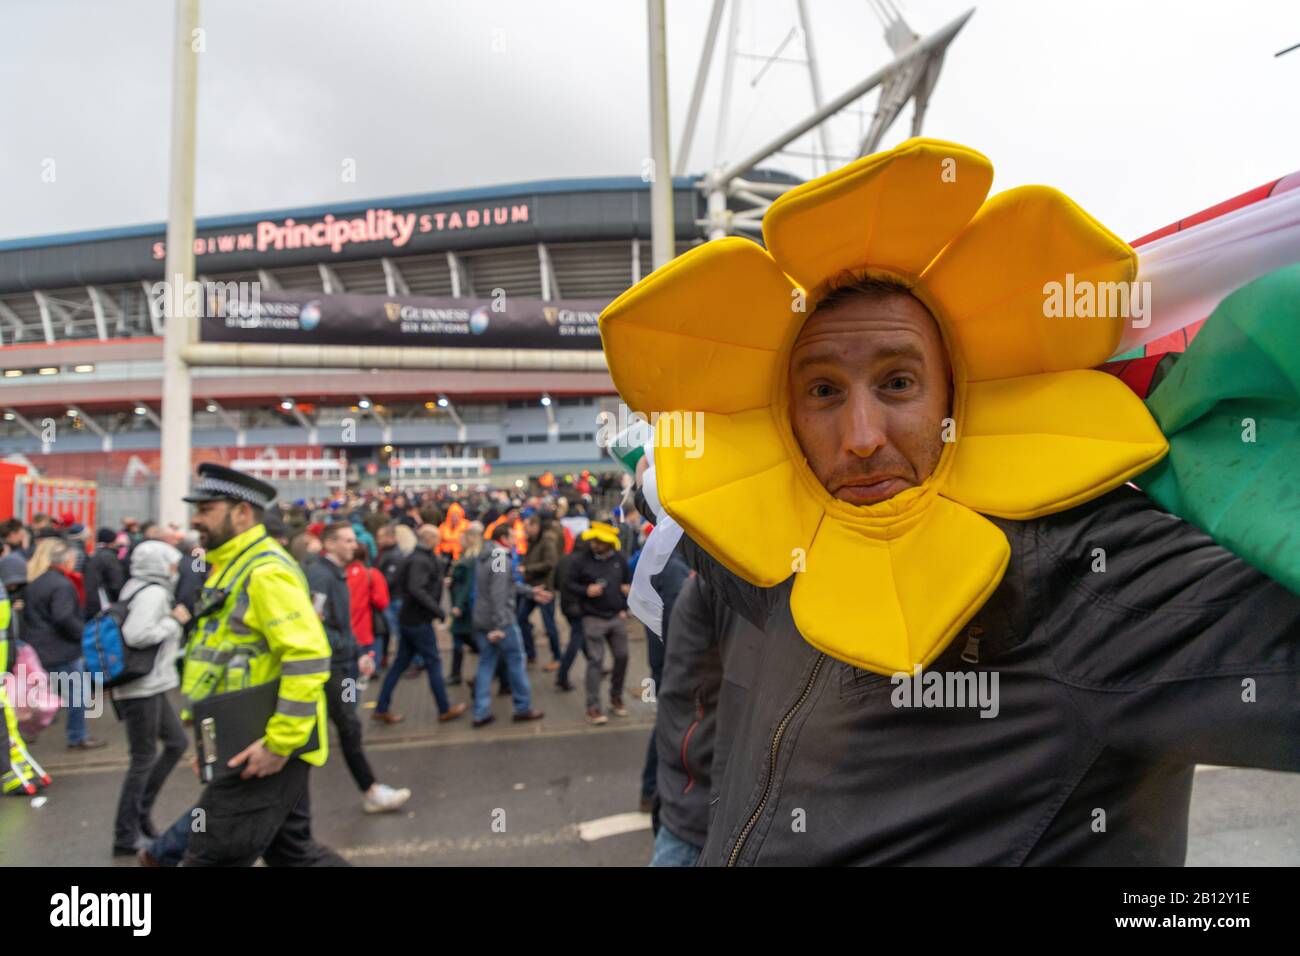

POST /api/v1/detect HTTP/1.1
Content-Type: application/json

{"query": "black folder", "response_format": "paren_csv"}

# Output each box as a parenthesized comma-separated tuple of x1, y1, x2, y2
(191, 680, 319, 783)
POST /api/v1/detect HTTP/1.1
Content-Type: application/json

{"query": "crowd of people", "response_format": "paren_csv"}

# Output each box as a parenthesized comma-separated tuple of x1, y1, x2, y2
(0, 468, 664, 862)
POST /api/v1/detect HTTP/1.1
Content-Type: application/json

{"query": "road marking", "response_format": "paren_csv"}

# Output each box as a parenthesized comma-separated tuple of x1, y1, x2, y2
(340, 826, 582, 859)
(577, 812, 651, 842)
(338, 813, 652, 860)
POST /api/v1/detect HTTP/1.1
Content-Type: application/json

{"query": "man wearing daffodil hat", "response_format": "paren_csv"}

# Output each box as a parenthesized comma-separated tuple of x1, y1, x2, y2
(600, 139, 1300, 866)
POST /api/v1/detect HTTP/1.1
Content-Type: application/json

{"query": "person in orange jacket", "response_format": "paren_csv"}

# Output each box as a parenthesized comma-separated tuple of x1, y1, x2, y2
(438, 502, 468, 563)
(484, 504, 528, 557)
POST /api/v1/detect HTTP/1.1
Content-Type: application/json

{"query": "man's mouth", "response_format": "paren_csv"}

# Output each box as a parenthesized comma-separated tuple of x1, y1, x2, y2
(833, 476, 909, 505)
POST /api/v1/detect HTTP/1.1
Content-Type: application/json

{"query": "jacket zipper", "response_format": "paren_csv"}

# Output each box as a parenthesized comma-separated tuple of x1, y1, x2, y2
(727, 652, 826, 866)
(680, 689, 705, 795)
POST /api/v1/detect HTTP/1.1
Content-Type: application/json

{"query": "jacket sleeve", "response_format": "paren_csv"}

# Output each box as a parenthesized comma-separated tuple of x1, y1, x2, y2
(1045, 487, 1300, 771)
(541, 535, 560, 588)
(564, 554, 592, 602)
(369, 568, 390, 611)
(105, 557, 126, 601)
(403, 556, 441, 618)
(121, 587, 182, 649)
(52, 579, 85, 644)
(305, 561, 339, 645)
(486, 551, 518, 631)
(247, 561, 331, 758)
(0, 601, 9, 778)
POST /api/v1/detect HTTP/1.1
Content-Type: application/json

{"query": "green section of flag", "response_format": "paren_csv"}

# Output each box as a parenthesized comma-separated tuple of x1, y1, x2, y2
(1139, 263, 1300, 594)
(1109, 345, 1146, 361)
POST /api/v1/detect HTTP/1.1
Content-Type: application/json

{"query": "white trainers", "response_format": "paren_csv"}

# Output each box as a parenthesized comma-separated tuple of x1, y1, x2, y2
(363, 783, 412, 814)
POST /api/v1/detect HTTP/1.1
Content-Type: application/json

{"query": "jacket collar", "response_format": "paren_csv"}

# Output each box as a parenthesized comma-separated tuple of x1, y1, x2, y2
(205, 523, 268, 569)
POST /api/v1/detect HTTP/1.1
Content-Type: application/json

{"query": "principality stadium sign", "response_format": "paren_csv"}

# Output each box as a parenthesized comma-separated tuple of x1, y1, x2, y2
(200, 288, 604, 349)
(152, 202, 532, 260)
(0, 180, 705, 294)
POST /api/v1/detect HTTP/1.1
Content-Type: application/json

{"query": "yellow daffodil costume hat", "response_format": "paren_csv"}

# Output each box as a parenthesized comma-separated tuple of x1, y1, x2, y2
(599, 138, 1169, 675)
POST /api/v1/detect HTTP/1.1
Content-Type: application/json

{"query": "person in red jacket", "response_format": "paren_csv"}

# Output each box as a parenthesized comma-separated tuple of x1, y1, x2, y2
(346, 541, 390, 686)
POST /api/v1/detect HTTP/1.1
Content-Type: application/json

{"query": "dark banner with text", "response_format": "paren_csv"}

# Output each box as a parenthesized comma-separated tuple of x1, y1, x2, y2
(198, 289, 606, 349)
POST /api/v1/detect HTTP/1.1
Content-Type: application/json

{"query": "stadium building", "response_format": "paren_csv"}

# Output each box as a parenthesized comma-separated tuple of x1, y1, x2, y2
(0, 175, 767, 499)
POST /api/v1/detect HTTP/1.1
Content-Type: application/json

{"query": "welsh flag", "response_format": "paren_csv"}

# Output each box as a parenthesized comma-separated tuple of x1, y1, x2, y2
(1100, 171, 1300, 593)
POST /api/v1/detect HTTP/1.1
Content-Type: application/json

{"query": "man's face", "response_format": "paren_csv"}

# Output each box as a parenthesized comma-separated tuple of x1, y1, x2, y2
(191, 501, 237, 551)
(325, 527, 357, 564)
(788, 292, 952, 506)
(525, 516, 540, 538)
(590, 538, 613, 557)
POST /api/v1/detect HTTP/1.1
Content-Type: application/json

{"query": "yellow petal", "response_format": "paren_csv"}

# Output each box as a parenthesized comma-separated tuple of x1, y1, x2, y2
(599, 237, 795, 416)
(942, 369, 1168, 519)
(656, 407, 822, 587)
(791, 497, 1009, 675)
(922, 185, 1136, 382)
(763, 137, 993, 296)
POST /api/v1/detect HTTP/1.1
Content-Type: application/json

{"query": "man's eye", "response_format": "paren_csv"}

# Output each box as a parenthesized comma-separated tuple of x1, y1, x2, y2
(884, 376, 913, 391)
(810, 383, 836, 399)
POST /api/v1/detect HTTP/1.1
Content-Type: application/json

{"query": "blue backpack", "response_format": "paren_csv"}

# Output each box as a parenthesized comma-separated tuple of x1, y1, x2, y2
(82, 584, 164, 689)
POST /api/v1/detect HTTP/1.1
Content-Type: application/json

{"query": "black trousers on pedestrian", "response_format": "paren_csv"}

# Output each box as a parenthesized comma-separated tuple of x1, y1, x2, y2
(181, 758, 350, 867)
(113, 692, 187, 850)
(326, 663, 375, 792)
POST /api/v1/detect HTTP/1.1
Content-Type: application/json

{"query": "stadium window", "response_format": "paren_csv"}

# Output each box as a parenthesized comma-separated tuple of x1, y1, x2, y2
(582, 433, 595, 441)
(525, 433, 549, 444)
(507, 435, 525, 445)
(558, 432, 583, 442)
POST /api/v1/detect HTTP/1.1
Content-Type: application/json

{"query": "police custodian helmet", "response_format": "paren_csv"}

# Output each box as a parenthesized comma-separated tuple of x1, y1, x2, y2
(183, 462, 278, 509)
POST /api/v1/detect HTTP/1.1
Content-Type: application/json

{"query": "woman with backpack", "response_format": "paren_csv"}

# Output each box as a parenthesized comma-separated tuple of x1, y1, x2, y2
(110, 539, 190, 857)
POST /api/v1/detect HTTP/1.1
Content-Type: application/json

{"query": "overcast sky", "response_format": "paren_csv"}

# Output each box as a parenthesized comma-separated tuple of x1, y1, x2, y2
(2, 0, 1297, 243)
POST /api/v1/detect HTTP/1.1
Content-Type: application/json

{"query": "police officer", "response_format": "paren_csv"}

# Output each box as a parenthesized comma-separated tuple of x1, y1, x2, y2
(180, 463, 347, 866)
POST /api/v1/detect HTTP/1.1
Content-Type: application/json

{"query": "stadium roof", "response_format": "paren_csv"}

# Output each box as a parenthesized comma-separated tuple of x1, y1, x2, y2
(0, 175, 702, 253)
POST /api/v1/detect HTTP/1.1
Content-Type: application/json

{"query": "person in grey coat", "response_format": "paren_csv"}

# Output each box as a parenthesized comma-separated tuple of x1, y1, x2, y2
(110, 540, 191, 856)
(469, 523, 551, 727)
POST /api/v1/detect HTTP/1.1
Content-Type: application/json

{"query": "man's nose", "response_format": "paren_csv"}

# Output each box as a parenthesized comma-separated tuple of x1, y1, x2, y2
(841, 390, 888, 459)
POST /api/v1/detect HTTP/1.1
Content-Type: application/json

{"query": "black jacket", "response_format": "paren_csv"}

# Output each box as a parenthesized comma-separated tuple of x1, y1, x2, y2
(553, 539, 588, 620)
(640, 484, 1300, 866)
(399, 546, 446, 627)
(305, 556, 356, 666)
(23, 568, 85, 665)
(376, 546, 407, 594)
(655, 575, 725, 848)
(82, 545, 126, 618)
(564, 548, 631, 619)
(174, 549, 205, 618)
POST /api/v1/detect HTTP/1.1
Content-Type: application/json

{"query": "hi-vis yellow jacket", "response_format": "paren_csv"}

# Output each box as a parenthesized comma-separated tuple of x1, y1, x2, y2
(182, 524, 330, 765)
(2, 587, 36, 795)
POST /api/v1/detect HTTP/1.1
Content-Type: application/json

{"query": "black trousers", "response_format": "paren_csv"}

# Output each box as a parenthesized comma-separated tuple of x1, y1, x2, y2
(181, 758, 350, 867)
(325, 663, 375, 792)
(113, 692, 188, 850)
